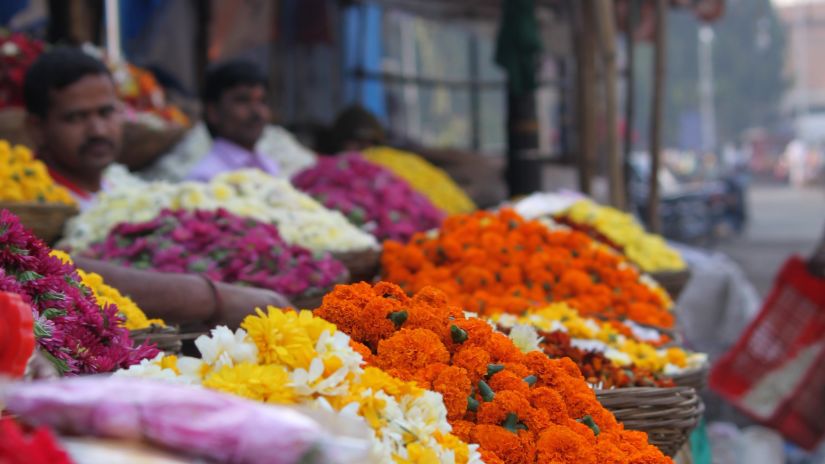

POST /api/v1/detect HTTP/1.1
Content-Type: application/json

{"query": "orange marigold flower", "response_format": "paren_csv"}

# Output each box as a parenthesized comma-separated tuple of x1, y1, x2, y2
(485, 332, 522, 364)
(529, 387, 569, 424)
(473, 425, 535, 464)
(349, 340, 373, 364)
(477, 390, 533, 426)
(433, 366, 473, 420)
(488, 370, 531, 397)
(452, 346, 492, 383)
(375, 328, 449, 374)
(535, 423, 597, 463)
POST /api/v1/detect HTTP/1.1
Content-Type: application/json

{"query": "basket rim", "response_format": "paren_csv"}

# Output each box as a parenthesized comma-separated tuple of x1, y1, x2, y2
(0, 201, 78, 213)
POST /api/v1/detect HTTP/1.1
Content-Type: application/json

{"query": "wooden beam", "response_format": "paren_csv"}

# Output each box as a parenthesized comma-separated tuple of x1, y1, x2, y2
(574, 0, 596, 195)
(648, 0, 667, 233)
(594, 0, 625, 209)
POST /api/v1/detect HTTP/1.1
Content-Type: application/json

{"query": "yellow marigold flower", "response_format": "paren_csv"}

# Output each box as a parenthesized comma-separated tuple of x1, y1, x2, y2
(204, 363, 296, 404)
(49, 250, 165, 330)
(358, 366, 423, 399)
(240, 307, 327, 370)
(435, 432, 473, 464)
(0, 141, 76, 206)
(364, 146, 475, 214)
(396, 442, 441, 463)
(665, 347, 688, 368)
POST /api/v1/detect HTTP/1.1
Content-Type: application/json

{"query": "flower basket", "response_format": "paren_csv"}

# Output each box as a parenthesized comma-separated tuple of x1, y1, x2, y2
(595, 386, 703, 457)
(671, 363, 709, 391)
(0, 202, 78, 245)
(650, 268, 692, 300)
(332, 246, 382, 283)
(129, 325, 189, 354)
(290, 289, 329, 310)
(120, 121, 188, 171)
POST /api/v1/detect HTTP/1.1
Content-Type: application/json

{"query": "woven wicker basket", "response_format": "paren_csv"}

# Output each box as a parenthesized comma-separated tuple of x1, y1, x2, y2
(0, 202, 78, 244)
(596, 386, 703, 457)
(332, 247, 381, 283)
(650, 268, 692, 300)
(129, 325, 194, 354)
(670, 363, 709, 392)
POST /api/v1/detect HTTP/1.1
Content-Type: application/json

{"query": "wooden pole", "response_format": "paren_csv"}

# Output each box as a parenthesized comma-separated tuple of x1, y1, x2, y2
(594, 0, 625, 209)
(648, 0, 667, 233)
(574, 0, 596, 195)
(624, 0, 638, 210)
(104, 0, 122, 64)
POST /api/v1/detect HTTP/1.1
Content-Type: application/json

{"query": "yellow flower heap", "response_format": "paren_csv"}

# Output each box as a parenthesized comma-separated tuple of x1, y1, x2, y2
(116, 308, 479, 464)
(50, 250, 164, 330)
(562, 199, 685, 272)
(0, 141, 76, 205)
(364, 146, 475, 214)
(492, 302, 706, 375)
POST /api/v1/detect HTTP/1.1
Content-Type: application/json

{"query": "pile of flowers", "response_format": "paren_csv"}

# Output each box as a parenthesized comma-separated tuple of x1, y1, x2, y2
(49, 250, 164, 330)
(0, 33, 45, 109)
(0, 141, 76, 205)
(292, 153, 445, 243)
(382, 209, 675, 329)
(115, 63, 189, 126)
(116, 307, 480, 463)
(0, 210, 157, 374)
(85, 209, 347, 298)
(492, 303, 706, 376)
(555, 199, 686, 273)
(61, 167, 378, 254)
(315, 281, 672, 464)
(363, 146, 476, 215)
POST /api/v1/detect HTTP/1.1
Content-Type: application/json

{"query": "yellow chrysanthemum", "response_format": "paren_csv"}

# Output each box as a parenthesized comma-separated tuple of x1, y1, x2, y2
(436, 432, 472, 464)
(49, 250, 165, 330)
(240, 307, 327, 369)
(665, 347, 688, 368)
(159, 355, 180, 374)
(0, 141, 76, 206)
(364, 146, 475, 214)
(396, 442, 441, 463)
(358, 367, 423, 400)
(203, 363, 296, 404)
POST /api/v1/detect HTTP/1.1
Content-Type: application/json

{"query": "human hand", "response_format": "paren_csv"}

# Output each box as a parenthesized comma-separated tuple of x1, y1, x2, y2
(211, 281, 293, 329)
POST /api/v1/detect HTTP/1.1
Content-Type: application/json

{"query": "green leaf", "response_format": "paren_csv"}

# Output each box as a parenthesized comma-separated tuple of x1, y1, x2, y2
(450, 325, 468, 344)
(478, 380, 495, 402)
(501, 412, 527, 433)
(9, 245, 29, 255)
(39, 291, 65, 302)
(577, 415, 600, 436)
(487, 364, 504, 377)
(33, 320, 52, 339)
(16, 270, 43, 283)
(41, 308, 67, 319)
(387, 310, 408, 329)
(467, 396, 479, 412)
(40, 349, 69, 375)
(524, 375, 538, 386)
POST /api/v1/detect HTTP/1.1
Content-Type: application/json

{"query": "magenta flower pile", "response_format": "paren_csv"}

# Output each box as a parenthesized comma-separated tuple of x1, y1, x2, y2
(86, 209, 347, 297)
(292, 153, 445, 242)
(0, 210, 158, 375)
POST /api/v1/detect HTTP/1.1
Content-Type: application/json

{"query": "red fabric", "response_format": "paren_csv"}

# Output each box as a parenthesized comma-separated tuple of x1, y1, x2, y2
(45, 166, 93, 200)
(710, 256, 825, 450)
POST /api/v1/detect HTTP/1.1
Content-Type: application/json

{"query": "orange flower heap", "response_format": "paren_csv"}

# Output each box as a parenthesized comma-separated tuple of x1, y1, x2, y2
(316, 282, 672, 464)
(382, 208, 674, 328)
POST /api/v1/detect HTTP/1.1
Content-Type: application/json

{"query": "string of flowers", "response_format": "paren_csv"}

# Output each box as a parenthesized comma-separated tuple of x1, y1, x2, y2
(0, 210, 157, 374)
(292, 153, 445, 243)
(315, 281, 673, 464)
(0, 141, 76, 205)
(381, 209, 675, 329)
(61, 167, 378, 254)
(115, 307, 480, 464)
(84, 208, 347, 299)
(49, 250, 164, 331)
(0, 33, 45, 110)
(491, 303, 706, 376)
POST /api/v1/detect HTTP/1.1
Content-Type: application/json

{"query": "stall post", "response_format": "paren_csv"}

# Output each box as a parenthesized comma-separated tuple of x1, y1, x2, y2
(648, 0, 667, 233)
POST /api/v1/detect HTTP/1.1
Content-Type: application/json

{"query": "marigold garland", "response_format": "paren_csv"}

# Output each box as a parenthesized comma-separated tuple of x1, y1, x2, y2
(381, 209, 675, 329)
(315, 282, 673, 464)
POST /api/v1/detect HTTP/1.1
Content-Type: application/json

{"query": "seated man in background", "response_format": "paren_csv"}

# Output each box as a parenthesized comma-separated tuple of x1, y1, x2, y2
(324, 105, 506, 208)
(22, 47, 291, 328)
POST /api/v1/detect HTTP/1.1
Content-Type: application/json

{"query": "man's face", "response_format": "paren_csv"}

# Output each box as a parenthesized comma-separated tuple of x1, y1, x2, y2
(207, 84, 270, 150)
(29, 74, 123, 176)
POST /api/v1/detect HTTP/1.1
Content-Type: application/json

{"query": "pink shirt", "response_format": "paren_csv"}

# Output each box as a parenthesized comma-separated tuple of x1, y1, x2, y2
(185, 137, 281, 182)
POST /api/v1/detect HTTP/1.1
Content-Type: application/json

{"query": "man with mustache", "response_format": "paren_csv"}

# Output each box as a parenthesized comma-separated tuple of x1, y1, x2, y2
(21, 47, 292, 329)
(24, 47, 122, 210)
(186, 60, 280, 181)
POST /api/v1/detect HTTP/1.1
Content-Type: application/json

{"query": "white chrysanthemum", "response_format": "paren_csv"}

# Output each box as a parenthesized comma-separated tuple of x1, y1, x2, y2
(508, 324, 543, 354)
(604, 348, 633, 367)
(467, 444, 485, 464)
(195, 327, 258, 369)
(290, 357, 351, 397)
(114, 354, 189, 384)
(176, 356, 208, 383)
(570, 338, 609, 353)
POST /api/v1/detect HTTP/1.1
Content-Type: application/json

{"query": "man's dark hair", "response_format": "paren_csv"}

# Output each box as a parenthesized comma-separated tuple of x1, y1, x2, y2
(326, 104, 385, 153)
(203, 60, 267, 104)
(23, 47, 112, 117)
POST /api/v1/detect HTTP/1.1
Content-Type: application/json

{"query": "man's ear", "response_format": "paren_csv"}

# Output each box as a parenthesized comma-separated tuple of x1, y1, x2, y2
(24, 114, 46, 150)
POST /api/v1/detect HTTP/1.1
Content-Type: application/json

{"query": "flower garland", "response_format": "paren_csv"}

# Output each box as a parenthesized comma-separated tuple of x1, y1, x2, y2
(61, 167, 378, 254)
(0, 210, 157, 374)
(85, 208, 347, 298)
(49, 250, 164, 331)
(116, 307, 480, 464)
(363, 146, 476, 215)
(381, 209, 675, 329)
(315, 281, 672, 464)
(556, 199, 686, 273)
(0, 33, 45, 110)
(492, 303, 706, 376)
(0, 141, 76, 205)
(292, 153, 445, 243)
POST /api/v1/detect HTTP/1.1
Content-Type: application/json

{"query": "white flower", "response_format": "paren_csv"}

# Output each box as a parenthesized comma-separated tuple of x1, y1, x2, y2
(113, 354, 190, 384)
(195, 326, 258, 369)
(176, 356, 207, 383)
(508, 324, 543, 354)
(604, 348, 633, 367)
(466, 444, 485, 464)
(290, 357, 351, 397)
